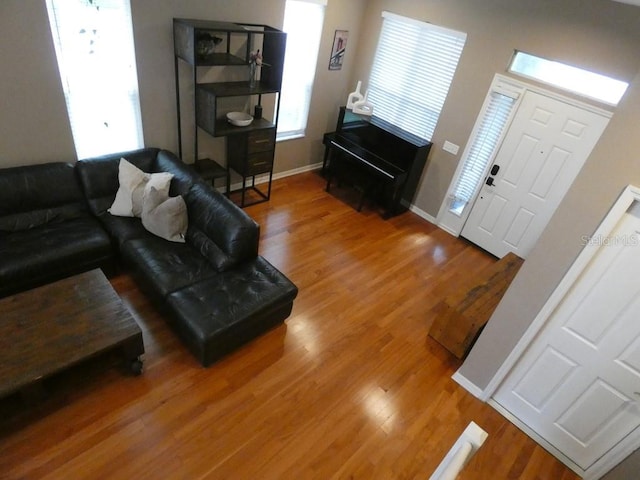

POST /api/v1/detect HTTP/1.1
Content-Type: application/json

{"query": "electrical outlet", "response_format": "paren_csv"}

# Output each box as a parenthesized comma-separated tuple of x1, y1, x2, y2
(443, 141, 460, 155)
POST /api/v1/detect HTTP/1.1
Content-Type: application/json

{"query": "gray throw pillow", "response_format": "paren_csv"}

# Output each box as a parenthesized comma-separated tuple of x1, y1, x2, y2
(141, 186, 188, 243)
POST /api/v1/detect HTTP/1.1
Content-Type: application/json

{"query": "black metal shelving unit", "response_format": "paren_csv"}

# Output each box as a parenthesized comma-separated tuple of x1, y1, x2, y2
(173, 18, 286, 206)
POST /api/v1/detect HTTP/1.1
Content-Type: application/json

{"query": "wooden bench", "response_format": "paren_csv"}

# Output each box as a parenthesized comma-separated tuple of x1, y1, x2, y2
(428, 252, 524, 359)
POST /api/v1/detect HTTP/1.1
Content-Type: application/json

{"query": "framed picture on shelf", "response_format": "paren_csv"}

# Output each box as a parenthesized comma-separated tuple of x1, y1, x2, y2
(329, 30, 348, 70)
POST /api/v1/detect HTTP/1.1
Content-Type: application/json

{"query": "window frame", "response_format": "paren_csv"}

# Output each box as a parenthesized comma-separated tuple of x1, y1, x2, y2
(45, 0, 144, 160)
(437, 76, 523, 236)
(276, 0, 327, 142)
(447, 88, 519, 216)
(508, 50, 629, 106)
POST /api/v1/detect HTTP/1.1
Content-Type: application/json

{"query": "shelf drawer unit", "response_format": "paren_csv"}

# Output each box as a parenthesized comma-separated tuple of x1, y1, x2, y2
(227, 128, 276, 206)
(228, 128, 276, 173)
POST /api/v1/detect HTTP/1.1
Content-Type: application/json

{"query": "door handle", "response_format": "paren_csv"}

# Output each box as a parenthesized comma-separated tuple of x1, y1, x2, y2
(485, 176, 495, 187)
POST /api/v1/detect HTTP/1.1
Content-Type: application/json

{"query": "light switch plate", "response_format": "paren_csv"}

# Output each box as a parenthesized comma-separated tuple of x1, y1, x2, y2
(443, 140, 460, 155)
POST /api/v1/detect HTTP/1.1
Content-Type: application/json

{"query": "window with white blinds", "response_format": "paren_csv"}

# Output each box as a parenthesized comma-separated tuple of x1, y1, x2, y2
(46, 0, 143, 160)
(368, 12, 466, 141)
(449, 90, 518, 216)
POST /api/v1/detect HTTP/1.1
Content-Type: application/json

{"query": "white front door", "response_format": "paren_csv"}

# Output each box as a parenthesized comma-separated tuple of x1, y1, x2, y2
(461, 91, 609, 258)
(493, 201, 640, 473)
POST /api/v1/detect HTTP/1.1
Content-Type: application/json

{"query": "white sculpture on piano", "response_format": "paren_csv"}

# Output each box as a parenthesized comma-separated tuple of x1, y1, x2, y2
(353, 90, 374, 116)
(346, 80, 364, 108)
(346, 80, 374, 116)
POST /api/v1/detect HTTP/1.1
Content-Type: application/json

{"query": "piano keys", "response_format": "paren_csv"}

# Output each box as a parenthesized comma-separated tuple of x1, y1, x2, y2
(322, 107, 432, 217)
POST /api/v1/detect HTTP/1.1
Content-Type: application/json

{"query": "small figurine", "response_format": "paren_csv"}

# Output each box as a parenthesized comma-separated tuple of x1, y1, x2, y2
(352, 89, 374, 116)
(346, 80, 364, 109)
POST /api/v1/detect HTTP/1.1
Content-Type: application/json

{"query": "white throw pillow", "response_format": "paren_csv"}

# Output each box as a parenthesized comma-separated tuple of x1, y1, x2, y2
(108, 158, 173, 217)
(141, 186, 188, 243)
(108, 159, 145, 217)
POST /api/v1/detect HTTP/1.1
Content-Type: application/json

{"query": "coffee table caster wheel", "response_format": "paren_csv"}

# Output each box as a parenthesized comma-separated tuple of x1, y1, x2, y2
(130, 358, 143, 376)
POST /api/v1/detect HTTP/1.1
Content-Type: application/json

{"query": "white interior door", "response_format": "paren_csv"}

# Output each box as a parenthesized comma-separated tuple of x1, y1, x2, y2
(461, 91, 609, 258)
(493, 201, 640, 473)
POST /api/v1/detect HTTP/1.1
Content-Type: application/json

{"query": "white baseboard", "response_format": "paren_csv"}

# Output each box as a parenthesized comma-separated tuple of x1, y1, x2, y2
(273, 162, 323, 181)
(436, 223, 460, 237)
(411, 208, 461, 238)
(216, 162, 323, 193)
(452, 371, 485, 399)
(407, 203, 438, 224)
(454, 371, 583, 476)
(488, 399, 584, 477)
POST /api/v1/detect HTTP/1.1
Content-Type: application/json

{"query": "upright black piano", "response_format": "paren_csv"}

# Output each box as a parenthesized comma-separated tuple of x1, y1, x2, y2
(322, 107, 432, 217)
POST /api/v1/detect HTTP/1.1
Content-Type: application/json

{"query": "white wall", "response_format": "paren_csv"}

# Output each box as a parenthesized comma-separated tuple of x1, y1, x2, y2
(0, 1, 75, 166)
(351, 0, 640, 217)
(0, 0, 367, 173)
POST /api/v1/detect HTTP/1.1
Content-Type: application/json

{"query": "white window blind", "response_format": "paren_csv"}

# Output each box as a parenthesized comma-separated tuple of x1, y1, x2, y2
(368, 12, 466, 141)
(277, 0, 326, 141)
(448, 89, 518, 216)
(46, 0, 144, 160)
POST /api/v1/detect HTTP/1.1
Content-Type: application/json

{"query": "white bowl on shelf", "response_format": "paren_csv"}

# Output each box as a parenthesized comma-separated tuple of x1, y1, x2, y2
(226, 111, 253, 127)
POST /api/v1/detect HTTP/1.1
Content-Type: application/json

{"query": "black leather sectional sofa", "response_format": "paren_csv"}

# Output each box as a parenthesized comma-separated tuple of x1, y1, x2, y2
(0, 148, 298, 366)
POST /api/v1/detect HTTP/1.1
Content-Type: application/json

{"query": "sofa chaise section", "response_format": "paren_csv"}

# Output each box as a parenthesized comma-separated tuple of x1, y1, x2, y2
(166, 256, 299, 366)
(75, 148, 298, 366)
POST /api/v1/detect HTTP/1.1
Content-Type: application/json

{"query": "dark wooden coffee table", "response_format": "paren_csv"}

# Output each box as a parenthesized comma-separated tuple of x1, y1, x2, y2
(0, 269, 144, 399)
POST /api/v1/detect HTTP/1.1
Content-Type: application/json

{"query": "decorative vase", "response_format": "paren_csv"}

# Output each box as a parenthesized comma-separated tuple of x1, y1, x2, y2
(249, 62, 257, 88)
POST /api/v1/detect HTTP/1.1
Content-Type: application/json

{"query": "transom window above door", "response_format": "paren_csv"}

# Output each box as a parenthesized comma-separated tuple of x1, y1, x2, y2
(509, 51, 629, 106)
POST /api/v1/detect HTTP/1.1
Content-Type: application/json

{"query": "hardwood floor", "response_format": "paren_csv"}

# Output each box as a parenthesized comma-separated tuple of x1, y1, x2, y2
(0, 172, 579, 479)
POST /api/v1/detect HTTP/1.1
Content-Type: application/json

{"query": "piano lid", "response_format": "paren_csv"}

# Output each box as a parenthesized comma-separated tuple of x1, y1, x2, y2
(338, 107, 431, 149)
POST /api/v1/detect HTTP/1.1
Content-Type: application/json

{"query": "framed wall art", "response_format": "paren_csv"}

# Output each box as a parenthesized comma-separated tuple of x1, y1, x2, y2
(329, 29, 348, 70)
